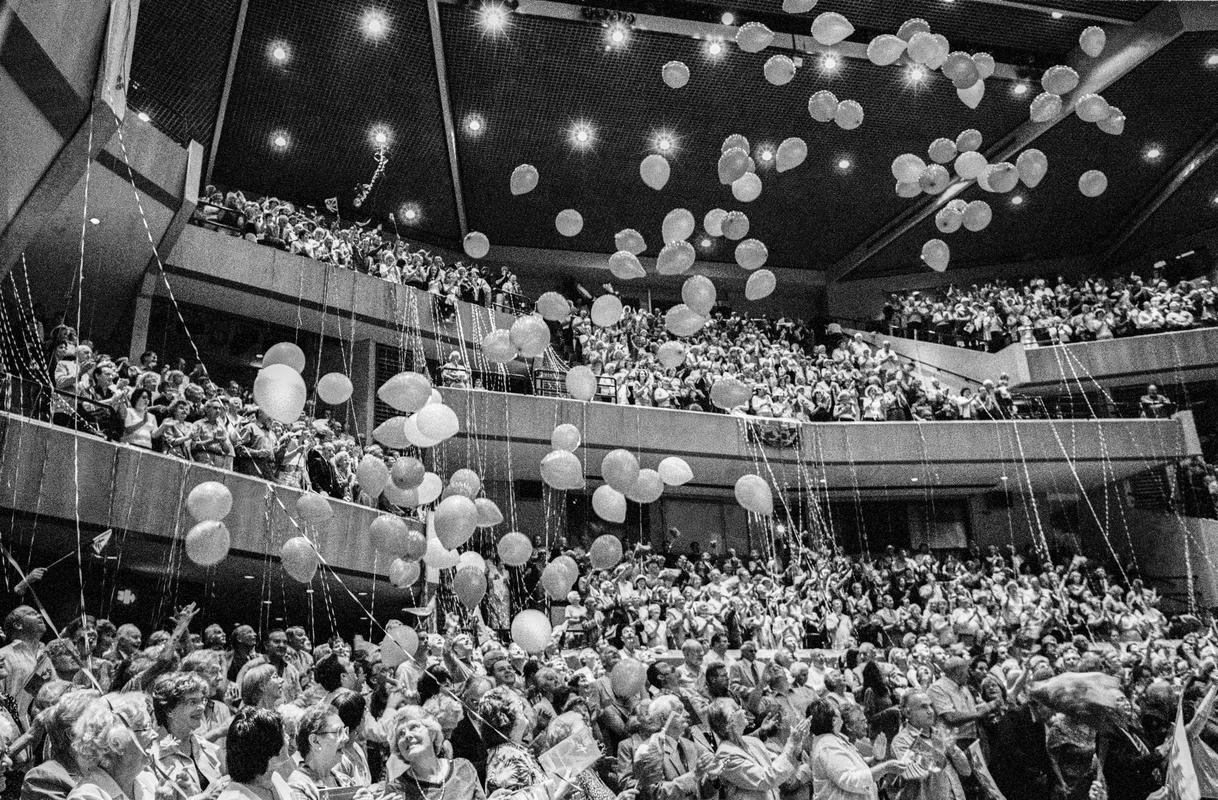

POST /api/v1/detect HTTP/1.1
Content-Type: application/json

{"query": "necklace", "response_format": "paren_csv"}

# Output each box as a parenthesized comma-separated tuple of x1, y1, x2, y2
(405, 760, 447, 800)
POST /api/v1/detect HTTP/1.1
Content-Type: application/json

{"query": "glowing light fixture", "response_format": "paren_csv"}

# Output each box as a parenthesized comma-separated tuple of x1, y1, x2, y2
(700, 237, 712, 248)
(1143, 144, 1163, 162)
(570, 121, 595, 149)
(759, 148, 773, 163)
(836, 156, 853, 172)
(707, 39, 724, 57)
(271, 132, 289, 149)
(89, 217, 100, 225)
(270, 43, 289, 63)
(363, 10, 388, 38)
(464, 113, 485, 135)
(1207, 53, 1218, 68)
(1011, 81, 1030, 97)
(904, 63, 929, 86)
(820, 53, 841, 74)
(655, 132, 675, 153)
(371, 126, 390, 147)
(137, 111, 150, 122)
(479, 3, 509, 31)
(399, 203, 421, 223)
(1010, 194, 1024, 206)
(606, 21, 629, 47)
(721, 11, 735, 25)
(1050, 11, 1064, 19)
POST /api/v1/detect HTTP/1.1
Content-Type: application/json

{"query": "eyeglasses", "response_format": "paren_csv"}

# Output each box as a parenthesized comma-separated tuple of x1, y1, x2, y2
(316, 728, 347, 737)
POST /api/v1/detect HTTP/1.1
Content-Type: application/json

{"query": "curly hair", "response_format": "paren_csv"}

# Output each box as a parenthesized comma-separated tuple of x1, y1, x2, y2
(421, 692, 463, 736)
(151, 672, 208, 728)
(477, 686, 521, 748)
(386, 705, 444, 758)
(73, 693, 151, 771)
(227, 707, 284, 782)
(296, 704, 343, 759)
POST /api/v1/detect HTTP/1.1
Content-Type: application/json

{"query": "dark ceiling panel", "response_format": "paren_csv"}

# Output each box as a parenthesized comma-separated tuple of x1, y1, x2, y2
(129, 0, 240, 150)
(443, 6, 1030, 269)
(1112, 156, 1218, 260)
(210, 0, 458, 240)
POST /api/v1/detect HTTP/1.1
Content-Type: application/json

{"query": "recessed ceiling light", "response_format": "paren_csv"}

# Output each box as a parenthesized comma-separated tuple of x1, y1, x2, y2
(271, 131, 289, 150)
(836, 156, 853, 172)
(363, 10, 388, 38)
(721, 12, 735, 25)
(656, 133, 674, 153)
(999, 476, 1009, 481)
(911, 476, 920, 482)
(606, 22, 629, 47)
(1011, 81, 1030, 97)
(707, 40, 724, 57)
(269, 42, 289, 63)
(89, 217, 100, 225)
(399, 203, 421, 223)
(700, 237, 713, 248)
(1207, 53, 1218, 68)
(570, 122, 595, 149)
(820, 53, 841, 74)
(1144, 144, 1163, 161)
(1051, 11, 1064, 19)
(904, 63, 929, 86)
(1212, 193, 1218, 207)
(136, 111, 150, 122)
(759, 148, 773, 162)
(464, 114, 485, 135)
(261, 600, 272, 604)
(370, 126, 390, 147)
(1010, 194, 1024, 206)
(478, 3, 509, 32)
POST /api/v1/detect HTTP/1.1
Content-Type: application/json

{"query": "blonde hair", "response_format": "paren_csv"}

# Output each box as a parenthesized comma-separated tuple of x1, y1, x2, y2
(73, 693, 151, 771)
(387, 705, 444, 758)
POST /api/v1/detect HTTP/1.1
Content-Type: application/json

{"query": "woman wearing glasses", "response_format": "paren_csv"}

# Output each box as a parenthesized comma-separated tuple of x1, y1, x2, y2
(287, 705, 354, 800)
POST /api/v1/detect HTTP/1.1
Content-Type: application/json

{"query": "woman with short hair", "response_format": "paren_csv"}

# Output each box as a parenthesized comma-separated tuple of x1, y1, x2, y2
(286, 706, 352, 800)
(357, 705, 483, 800)
(806, 700, 901, 800)
(239, 664, 283, 711)
(217, 708, 293, 800)
(708, 697, 809, 800)
(66, 693, 158, 800)
(150, 672, 222, 797)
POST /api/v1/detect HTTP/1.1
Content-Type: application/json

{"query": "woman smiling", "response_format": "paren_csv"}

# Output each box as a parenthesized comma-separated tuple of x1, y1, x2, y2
(357, 705, 483, 800)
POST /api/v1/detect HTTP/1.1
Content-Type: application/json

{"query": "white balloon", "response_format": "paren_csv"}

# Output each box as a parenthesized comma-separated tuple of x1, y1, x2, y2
(482, 329, 517, 363)
(1030, 92, 1063, 123)
(907, 31, 938, 64)
(550, 423, 581, 452)
(704, 209, 727, 237)
(417, 472, 443, 504)
(734, 474, 773, 516)
(897, 18, 931, 42)
(1080, 26, 1106, 58)
(745, 269, 776, 301)
(664, 304, 707, 337)
(316, 372, 353, 405)
(808, 90, 839, 123)
(591, 294, 624, 327)
(434, 495, 477, 550)
(935, 203, 964, 234)
(373, 416, 411, 450)
(592, 485, 627, 523)
(475, 497, 504, 528)
(1079, 169, 1108, 198)
(764, 55, 796, 86)
(187, 481, 233, 522)
(973, 52, 996, 80)
(735, 239, 768, 270)
(979, 162, 1019, 193)
(463, 231, 490, 259)
(565, 365, 597, 400)
(866, 34, 906, 66)
(253, 364, 306, 424)
(718, 147, 752, 185)
(509, 315, 550, 358)
(810, 11, 853, 45)
(962, 200, 993, 232)
(921, 239, 950, 272)
(415, 402, 459, 443)
(722, 134, 750, 154)
(944, 52, 980, 89)
(626, 469, 665, 504)
(782, 0, 818, 11)
(834, 99, 864, 130)
(662, 208, 695, 244)
(262, 342, 306, 373)
(775, 137, 807, 173)
(378, 371, 432, 413)
(615, 228, 646, 255)
(656, 241, 696, 275)
(403, 414, 440, 449)
(928, 137, 957, 164)
(281, 537, 320, 583)
(640, 154, 670, 190)
(540, 450, 584, 490)
(926, 34, 950, 69)
(555, 209, 583, 237)
(510, 164, 539, 195)
(608, 250, 646, 280)
(919, 164, 951, 195)
(896, 181, 921, 199)
(1075, 93, 1110, 123)
(956, 129, 983, 152)
(957, 79, 985, 110)
(1042, 64, 1080, 95)
(662, 60, 690, 89)
(736, 21, 774, 53)
(1016, 148, 1049, 187)
(497, 531, 533, 567)
(682, 275, 717, 316)
(721, 211, 750, 241)
(658, 456, 693, 486)
(710, 377, 750, 410)
(536, 291, 572, 321)
(732, 172, 763, 203)
(357, 455, 390, 497)
(656, 341, 686, 370)
(955, 150, 988, 180)
(601, 449, 640, 494)
(1097, 107, 1125, 136)
(186, 521, 230, 567)
(892, 153, 928, 184)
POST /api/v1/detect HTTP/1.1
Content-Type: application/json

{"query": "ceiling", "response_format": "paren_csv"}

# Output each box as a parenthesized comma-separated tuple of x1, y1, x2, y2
(128, 0, 1218, 283)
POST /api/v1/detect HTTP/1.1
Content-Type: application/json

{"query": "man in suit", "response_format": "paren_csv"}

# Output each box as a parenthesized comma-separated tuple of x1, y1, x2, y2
(728, 640, 763, 706)
(633, 694, 719, 800)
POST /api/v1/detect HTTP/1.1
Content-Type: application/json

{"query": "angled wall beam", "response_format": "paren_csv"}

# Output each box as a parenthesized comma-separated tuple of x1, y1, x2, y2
(827, 1, 1187, 283)
(204, 0, 249, 186)
(427, 0, 469, 238)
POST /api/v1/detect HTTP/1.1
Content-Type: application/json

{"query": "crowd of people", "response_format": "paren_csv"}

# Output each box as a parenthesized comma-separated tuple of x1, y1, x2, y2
(0, 537, 1209, 800)
(875, 273, 1218, 352)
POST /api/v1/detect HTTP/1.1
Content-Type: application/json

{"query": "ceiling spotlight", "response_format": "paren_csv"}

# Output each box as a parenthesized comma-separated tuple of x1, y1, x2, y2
(707, 39, 724, 57)
(136, 111, 150, 122)
(271, 132, 289, 149)
(371, 126, 390, 147)
(759, 148, 774, 163)
(1050, 11, 1064, 19)
(911, 476, 920, 482)
(269, 43, 289, 63)
(1011, 81, 1030, 97)
(656, 134, 674, 153)
(464, 113, 485, 135)
(1010, 194, 1024, 206)
(243, 574, 254, 579)
(399, 203, 421, 223)
(1143, 144, 1163, 162)
(1212, 192, 1218, 206)
(700, 237, 712, 248)
(999, 476, 1009, 481)
(606, 21, 629, 47)
(362, 10, 388, 38)
(1207, 53, 1218, 68)
(820, 53, 841, 74)
(721, 12, 735, 25)
(89, 217, 100, 225)
(904, 63, 929, 86)
(570, 122, 595, 149)
(836, 156, 853, 172)
(479, 3, 509, 32)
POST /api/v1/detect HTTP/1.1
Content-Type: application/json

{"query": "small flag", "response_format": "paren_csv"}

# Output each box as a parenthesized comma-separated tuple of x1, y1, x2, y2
(1148, 692, 1202, 800)
(324, 197, 338, 213)
(91, 529, 113, 556)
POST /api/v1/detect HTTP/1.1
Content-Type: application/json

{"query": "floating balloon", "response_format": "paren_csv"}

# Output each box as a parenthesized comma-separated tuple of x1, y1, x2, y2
(378, 372, 432, 413)
(379, 626, 419, 670)
(1030, 92, 1063, 123)
(973, 52, 996, 81)
(734, 474, 774, 516)
(764, 55, 796, 85)
(919, 164, 951, 195)
(357, 455, 390, 498)
(957, 80, 985, 109)
(775, 137, 807, 173)
(453, 566, 486, 608)
(907, 31, 938, 64)
(1042, 65, 1079, 95)
(943, 52, 979, 89)
(509, 315, 550, 358)
(253, 365, 306, 424)
(658, 456, 693, 486)
(591, 294, 624, 327)
(601, 449, 640, 494)
(463, 232, 490, 259)
(664, 303, 706, 337)
(186, 521, 230, 566)
(722, 134, 750, 154)
(782, 0, 817, 11)
(662, 209, 695, 244)
(1079, 169, 1108, 198)
(423, 532, 459, 569)
(316, 372, 353, 406)
(866, 34, 906, 66)
(417, 472, 443, 505)
(482, 329, 517, 363)
(611, 659, 647, 699)
(979, 162, 1019, 193)
(1075, 93, 1110, 123)
(510, 164, 539, 195)
(955, 129, 983, 153)
(449, 468, 481, 498)
(536, 292, 571, 321)
(897, 18, 931, 42)
(511, 610, 552, 653)
(654, 341, 685, 371)
(551, 423, 581, 452)
(281, 536, 319, 583)
(811, 11, 853, 45)
(415, 403, 459, 443)
(187, 481, 233, 522)
(383, 481, 418, 509)
(892, 153, 928, 184)
(402, 414, 439, 449)
(834, 100, 864, 130)
(963, 200, 993, 232)
(935, 203, 964, 234)
(592, 484, 627, 523)
(745, 269, 776, 300)
(434, 495, 478, 550)
(555, 209, 583, 237)
(297, 493, 333, 523)
(497, 531, 533, 567)
(928, 137, 957, 164)
(682, 275, 717, 316)
(662, 60, 690, 89)
(262, 342, 305, 373)
(736, 21, 774, 53)
(896, 181, 921, 199)
(657, 241, 696, 276)
(626, 468, 664, 504)
(921, 239, 950, 272)
(373, 417, 411, 450)
(808, 90, 839, 123)
(589, 534, 624, 571)
(955, 150, 988, 180)
(735, 239, 768, 270)
(608, 251, 646, 281)
(721, 211, 750, 241)
(640, 154, 670, 191)
(1080, 26, 1106, 58)
(370, 515, 412, 556)
(732, 172, 762, 203)
(926, 34, 950, 69)
(710, 376, 750, 410)
(718, 147, 752, 185)
(540, 450, 584, 491)
(1016, 149, 1049, 188)
(566, 365, 598, 401)
(615, 229, 646, 255)
(704, 209, 727, 237)
(389, 558, 420, 589)
(1097, 107, 1125, 136)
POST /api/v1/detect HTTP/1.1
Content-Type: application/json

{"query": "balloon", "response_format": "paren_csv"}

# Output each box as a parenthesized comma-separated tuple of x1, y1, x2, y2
(955, 129, 982, 153)
(541, 561, 575, 599)
(957, 80, 985, 109)
(656, 241, 696, 276)
(736, 21, 774, 53)
(811, 11, 853, 45)
(921, 239, 950, 272)
(185, 521, 230, 566)
(834, 100, 864, 130)
(510, 164, 538, 195)
(897, 17, 931, 42)
(907, 31, 938, 64)
(626, 468, 664, 504)
(187, 481, 233, 522)
(536, 292, 571, 322)
(1042, 65, 1079, 95)
(566, 365, 598, 401)
(611, 659, 647, 699)
(657, 341, 686, 370)
(662, 208, 696, 244)
(511, 610, 552, 653)
(453, 566, 486, 607)
(417, 472, 443, 505)
(979, 162, 1019, 193)
(919, 164, 951, 195)
(658, 456, 693, 486)
(550, 423, 581, 452)
(316, 372, 353, 406)
(896, 181, 921, 199)
(722, 134, 750, 154)
(449, 468, 481, 498)
(1016, 149, 1049, 188)
(710, 376, 751, 410)
(357, 455, 390, 497)
(555, 209, 583, 237)
(973, 52, 996, 81)
(281, 536, 320, 583)
(943, 52, 979, 89)
(892, 153, 927, 184)
(591, 294, 624, 328)
(415, 403, 459, 443)
(389, 558, 420, 588)
(935, 203, 964, 234)
(732, 172, 762, 203)
(925, 35, 950, 69)
(955, 151, 988, 180)
(1079, 169, 1108, 198)
(664, 303, 706, 337)
(962, 200, 993, 232)
(615, 228, 646, 255)
(721, 211, 750, 241)
(681, 275, 716, 316)
(497, 531, 533, 567)
(782, 0, 817, 11)
(808, 90, 839, 123)
(262, 342, 305, 373)
(253, 364, 306, 424)
(1075, 93, 1110, 123)
(463, 231, 490, 259)
(378, 372, 432, 413)
(640, 154, 670, 190)
(928, 137, 957, 164)
(745, 269, 776, 300)
(763, 55, 796, 86)
(601, 449, 640, 494)
(592, 485, 627, 523)
(423, 532, 459, 569)
(1080, 26, 1106, 58)
(480, 329, 516, 364)
(608, 251, 646, 281)
(718, 147, 752, 185)
(509, 315, 550, 358)
(661, 60, 690, 89)
(383, 481, 419, 509)
(1030, 92, 1063, 123)
(297, 493, 333, 523)
(370, 514, 412, 556)
(402, 414, 440, 451)
(775, 137, 807, 173)
(540, 449, 584, 490)
(735, 239, 768, 270)
(734, 474, 773, 516)
(1097, 107, 1125, 135)
(373, 416, 411, 450)
(379, 626, 419, 670)
(704, 209, 727, 237)
(589, 534, 624, 571)
(867, 34, 906, 66)
(472, 498, 502, 529)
